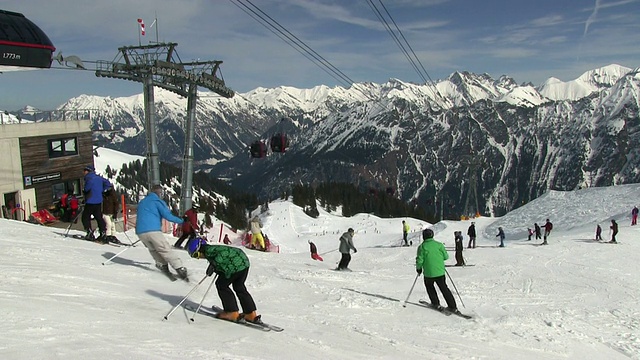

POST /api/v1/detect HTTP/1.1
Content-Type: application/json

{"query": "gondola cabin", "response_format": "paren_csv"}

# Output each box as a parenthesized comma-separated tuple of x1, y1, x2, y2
(0, 9, 55, 69)
(249, 140, 267, 158)
(269, 133, 288, 153)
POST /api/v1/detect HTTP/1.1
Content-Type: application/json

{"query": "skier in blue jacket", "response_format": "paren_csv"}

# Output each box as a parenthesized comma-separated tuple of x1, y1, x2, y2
(136, 184, 188, 281)
(81, 165, 112, 242)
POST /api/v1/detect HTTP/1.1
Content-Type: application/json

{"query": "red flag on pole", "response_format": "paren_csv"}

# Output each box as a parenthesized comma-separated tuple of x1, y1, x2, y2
(137, 18, 145, 36)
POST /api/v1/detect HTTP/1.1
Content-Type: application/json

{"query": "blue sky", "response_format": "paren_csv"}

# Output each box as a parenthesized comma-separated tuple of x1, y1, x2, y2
(1, 0, 638, 110)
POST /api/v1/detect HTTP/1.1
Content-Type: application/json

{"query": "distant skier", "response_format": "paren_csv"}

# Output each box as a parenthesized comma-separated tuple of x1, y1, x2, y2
(542, 219, 553, 245)
(309, 240, 323, 261)
(402, 220, 411, 246)
(467, 222, 476, 248)
(527, 228, 533, 241)
(610, 219, 618, 243)
(102, 188, 121, 244)
(496, 227, 505, 247)
(454, 231, 465, 266)
(534, 223, 542, 241)
(262, 233, 271, 252)
(595, 224, 602, 241)
(223, 234, 232, 245)
(59, 191, 70, 221)
(174, 206, 199, 249)
(81, 165, 111, 243)
(187, 238, 261, 323)
(416, 228, 457, 312)
(336, 228, 357, 271)
(250, 216, 265, 251)
(631, 206, 638, 226)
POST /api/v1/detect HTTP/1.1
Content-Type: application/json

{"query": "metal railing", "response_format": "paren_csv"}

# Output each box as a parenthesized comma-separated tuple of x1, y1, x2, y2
(0, 109, 95, 124)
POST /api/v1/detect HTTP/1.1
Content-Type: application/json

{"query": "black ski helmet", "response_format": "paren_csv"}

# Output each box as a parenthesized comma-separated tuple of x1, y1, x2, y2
(422, 228, 434, 239)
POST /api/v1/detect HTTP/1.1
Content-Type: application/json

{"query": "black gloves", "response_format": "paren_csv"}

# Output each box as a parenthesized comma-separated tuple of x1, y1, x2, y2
(206, 263, 215, 276)
(416, 268, 422, 275)
(183, 215, 189, 221)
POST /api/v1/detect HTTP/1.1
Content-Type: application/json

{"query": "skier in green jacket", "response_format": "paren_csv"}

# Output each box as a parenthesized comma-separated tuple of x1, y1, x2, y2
(416, 228, 457, 312)
(187, 239, 260, 323)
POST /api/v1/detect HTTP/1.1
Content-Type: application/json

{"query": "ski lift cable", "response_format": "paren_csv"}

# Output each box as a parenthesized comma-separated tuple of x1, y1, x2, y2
(376, 0, 448, 104)
(366, 0, 427, 84)
(369, 0, 449, 105)
(230, 0, 387, 113)
(230, 0, 354, 89)
(230, 0, 389, 112)
(232, 0, 387, 112)
(238, 0, 365, 93)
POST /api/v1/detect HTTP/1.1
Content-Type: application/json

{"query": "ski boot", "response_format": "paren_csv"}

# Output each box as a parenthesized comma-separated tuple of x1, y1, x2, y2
(84, 229, 95, 241)
(241, 311, 262, 324)
(175, 267, 189, 282)
(108, 236, 123, 245)
(96, 232, 109, 244)
(216, 311, 240, 322)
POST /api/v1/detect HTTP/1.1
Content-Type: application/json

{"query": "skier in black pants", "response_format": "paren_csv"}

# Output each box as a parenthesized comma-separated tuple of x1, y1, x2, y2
(534, 223, 542, 241)
(454, 231, 465, 266)
(336, 228, 357, 270)
(610, 219, 618, 243)
(416, 228, 457, 312)
(467, 222, 476, 248)
(595, 224, 603, 241)
(81, 165, 111, 243)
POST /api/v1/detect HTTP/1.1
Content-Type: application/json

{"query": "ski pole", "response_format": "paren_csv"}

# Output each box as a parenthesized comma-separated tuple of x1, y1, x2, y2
(401, 273, 420, 308)
(121, 230, 136, 246)
(445, 269, 465, 308)
(320, 248, 339, 256)
(63, 206, 84, 237)
(101, 239, 141, 265)
(190, 274, 217, 322)
(163, 275, 209, 320)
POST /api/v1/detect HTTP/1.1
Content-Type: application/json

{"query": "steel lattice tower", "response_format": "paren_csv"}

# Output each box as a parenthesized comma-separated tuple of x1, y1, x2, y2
(95, 42, 234, 213)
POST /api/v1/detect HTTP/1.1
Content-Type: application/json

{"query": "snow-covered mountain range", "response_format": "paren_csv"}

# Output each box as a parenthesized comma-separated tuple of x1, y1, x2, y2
(10, 64, 640, 216)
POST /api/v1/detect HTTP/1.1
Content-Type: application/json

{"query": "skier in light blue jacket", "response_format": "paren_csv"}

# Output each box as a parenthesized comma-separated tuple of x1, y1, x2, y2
(136, 184, 188, 281)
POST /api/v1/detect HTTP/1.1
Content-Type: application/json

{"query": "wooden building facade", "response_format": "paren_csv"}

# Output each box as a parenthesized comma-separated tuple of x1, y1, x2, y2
(0, 119, 93, 218)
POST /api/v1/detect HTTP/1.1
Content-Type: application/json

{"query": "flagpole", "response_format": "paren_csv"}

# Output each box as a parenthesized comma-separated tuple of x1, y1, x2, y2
(154, 12, 159, 43)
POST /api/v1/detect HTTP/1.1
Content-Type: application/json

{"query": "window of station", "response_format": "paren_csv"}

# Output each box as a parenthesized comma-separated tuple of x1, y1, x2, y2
(52, 179, 81, 201)
(48, 137, 78, 158)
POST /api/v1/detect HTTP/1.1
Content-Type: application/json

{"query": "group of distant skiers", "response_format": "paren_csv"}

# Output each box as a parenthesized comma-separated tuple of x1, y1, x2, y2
(596, 219, 619, 243)
(525, 219, 554, 245)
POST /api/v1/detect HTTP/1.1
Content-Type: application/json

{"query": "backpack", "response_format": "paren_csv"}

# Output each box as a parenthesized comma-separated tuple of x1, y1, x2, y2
(70, 196, 79, 210)
(548, 222, 553, 230)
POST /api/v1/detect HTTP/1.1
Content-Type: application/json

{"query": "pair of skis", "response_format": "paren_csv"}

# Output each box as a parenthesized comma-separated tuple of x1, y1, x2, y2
(417, 300, 473, 319)
(185, 305, 283, 332)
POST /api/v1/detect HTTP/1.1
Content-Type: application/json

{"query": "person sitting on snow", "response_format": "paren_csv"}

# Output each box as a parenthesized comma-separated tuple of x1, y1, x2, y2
(309, 240, 323, 261)
(223, 234, 232, 245)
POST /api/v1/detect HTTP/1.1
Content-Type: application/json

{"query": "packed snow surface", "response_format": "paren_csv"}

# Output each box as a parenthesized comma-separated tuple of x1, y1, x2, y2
(1, 184, 640, 359)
